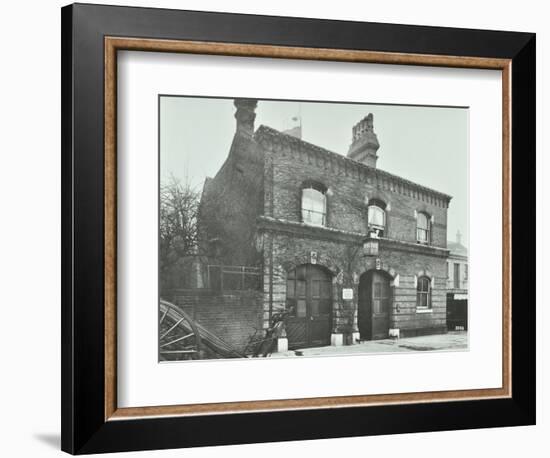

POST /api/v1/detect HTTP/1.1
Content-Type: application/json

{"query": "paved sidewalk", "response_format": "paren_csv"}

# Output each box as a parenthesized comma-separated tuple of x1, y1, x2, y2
(274, 331, 468, 358)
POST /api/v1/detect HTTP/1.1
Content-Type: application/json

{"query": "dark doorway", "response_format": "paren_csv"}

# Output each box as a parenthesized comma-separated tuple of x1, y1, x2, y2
(285, 264, 332, 349)
(358, 270, 391, 340)
(446, 294, 468, 331)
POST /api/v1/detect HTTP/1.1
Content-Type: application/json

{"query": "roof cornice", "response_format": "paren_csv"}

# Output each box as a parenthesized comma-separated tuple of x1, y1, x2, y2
(254, 125, 452, 206)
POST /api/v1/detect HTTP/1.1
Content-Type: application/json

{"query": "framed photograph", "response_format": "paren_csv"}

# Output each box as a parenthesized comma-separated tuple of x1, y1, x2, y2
(61, 3, 536, 454)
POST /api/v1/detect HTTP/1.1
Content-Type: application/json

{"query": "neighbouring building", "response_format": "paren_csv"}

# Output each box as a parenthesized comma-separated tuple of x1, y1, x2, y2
(196, 98, 453, 352)
(446, 231, 468, 330)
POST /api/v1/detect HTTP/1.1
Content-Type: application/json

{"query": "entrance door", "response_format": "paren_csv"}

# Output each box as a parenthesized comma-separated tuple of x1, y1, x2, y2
(285, 264, 332, 349)
(446, 294, 468, 331)
(358, 271, 391, 340)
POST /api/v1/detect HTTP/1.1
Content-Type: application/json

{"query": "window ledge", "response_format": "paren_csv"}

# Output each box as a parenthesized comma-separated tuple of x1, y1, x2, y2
(302, 221, 326, 228)
(416, 308, 433, 314)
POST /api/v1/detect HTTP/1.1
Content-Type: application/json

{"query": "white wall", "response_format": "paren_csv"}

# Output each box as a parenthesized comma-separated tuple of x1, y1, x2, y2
(0, 0, 544, 456)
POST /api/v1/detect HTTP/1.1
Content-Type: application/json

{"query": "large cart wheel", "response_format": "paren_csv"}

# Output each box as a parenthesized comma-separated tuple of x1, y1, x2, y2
(159, 300, 203, 361)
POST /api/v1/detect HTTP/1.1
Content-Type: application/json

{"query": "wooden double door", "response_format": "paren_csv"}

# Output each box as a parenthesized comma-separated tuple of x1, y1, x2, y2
(285, 264, 332, 349)
(358, 271, 391, 340)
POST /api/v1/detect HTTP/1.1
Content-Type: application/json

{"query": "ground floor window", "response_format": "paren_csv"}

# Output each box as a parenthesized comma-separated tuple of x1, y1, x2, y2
(416, 276, 432, 308)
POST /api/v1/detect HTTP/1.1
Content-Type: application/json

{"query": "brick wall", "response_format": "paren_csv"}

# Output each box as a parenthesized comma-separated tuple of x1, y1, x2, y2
(257, 126, 450, 249)
(196, 120, 451, 346)
(198, 131, 265, 268)
(170, 290, 264, 353)
(261, 229, 356, 331)
(379, 246, 447, 336)
(254, 126, 450, 340)
(260, 226, 448, 336)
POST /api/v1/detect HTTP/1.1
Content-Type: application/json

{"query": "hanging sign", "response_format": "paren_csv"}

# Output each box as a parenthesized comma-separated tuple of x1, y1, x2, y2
(363, 239, 379, 256)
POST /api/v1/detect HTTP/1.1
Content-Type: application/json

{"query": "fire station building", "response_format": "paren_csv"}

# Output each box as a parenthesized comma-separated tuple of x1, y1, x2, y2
(198, 99, 452, 351)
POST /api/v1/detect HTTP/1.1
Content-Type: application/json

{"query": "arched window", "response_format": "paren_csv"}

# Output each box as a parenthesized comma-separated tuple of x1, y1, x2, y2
(301, 185, 326, 226)
(367, 199, 386, 237)
(416, 276, 432, 309)
(416, 212, 431, 244)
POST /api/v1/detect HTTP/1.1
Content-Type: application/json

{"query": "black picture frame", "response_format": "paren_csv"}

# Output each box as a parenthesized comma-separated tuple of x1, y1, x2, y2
(61, 3, 535, 454)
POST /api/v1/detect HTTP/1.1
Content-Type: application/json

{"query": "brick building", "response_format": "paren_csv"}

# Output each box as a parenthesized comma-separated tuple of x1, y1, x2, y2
(198, 98, 452, 351)
(446, 231, 468, 330)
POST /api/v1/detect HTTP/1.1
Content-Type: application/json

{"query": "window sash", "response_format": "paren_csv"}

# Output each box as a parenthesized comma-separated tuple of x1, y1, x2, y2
(416, 213, 431, 243)
(416, 227, 430, 243)
(302, 187, 326, 226)
(418, 277, 430, 292)
(454, 263, 460, 288)
(368, 205, 385, 228)
(416, 276, 432, 308)
(417, 291, 431, 308)
(417, 212, 429, 229)
(302, 207, 326, 225)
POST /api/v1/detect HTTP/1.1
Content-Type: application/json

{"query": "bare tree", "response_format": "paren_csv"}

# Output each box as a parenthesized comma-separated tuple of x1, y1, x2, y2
(159, 175, 201, 280)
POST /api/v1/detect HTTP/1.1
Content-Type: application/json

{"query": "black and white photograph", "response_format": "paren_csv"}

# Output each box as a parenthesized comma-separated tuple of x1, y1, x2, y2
(0, 0, 543, 456)
(159, 96, 469, 361)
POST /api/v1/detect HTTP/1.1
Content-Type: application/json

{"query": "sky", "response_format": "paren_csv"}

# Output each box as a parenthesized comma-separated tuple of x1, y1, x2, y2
(160, 96, 469, 246)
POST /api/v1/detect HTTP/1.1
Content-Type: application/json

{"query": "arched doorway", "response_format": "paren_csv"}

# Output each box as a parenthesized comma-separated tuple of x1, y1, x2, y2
(285, 264, 332, 349)
(358, 270, 392, 340)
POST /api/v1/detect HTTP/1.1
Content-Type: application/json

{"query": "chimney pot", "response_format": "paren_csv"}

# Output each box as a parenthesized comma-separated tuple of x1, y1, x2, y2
(347, 113, 380, 168)
(234, 98, 258, 136)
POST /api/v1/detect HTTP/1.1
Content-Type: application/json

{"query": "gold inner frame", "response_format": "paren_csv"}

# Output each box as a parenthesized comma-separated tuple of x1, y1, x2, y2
(104, 37, 512, 421)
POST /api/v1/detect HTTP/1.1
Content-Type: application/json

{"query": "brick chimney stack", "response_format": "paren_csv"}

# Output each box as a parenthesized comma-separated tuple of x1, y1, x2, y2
(347, 113, 380, 168)
(234, 98, 258, 136)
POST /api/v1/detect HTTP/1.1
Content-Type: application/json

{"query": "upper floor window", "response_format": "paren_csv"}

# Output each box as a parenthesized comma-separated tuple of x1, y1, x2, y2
(417, 276, 432, 309)
(301, 185, 326, 226)
(453, 263, 460, 289)
(416, 212, 431, 244)
(367, 199, 386, 237)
